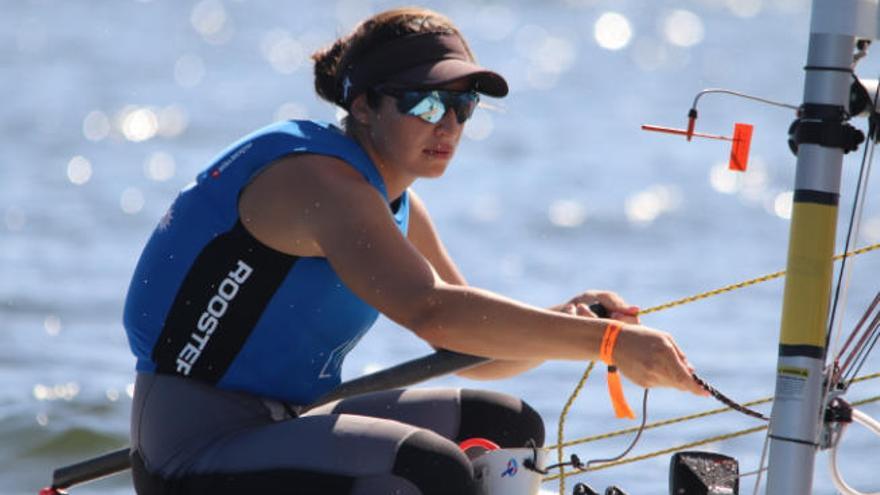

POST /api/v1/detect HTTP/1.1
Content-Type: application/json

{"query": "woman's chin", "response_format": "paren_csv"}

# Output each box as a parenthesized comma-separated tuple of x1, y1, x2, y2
(420, 162, 449, 178)
(413, 157, 451, 177)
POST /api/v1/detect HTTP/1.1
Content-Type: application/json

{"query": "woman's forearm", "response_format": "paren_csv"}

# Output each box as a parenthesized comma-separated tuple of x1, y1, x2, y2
(455, 358, 544, 380)
(410, 283, 607, 362)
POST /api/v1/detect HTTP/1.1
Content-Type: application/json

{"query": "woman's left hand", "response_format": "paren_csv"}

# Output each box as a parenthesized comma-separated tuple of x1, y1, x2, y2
(551, 290, 640, 324)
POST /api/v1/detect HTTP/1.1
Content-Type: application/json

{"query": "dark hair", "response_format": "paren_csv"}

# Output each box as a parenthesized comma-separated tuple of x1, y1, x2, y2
(311, 7, 475, 109)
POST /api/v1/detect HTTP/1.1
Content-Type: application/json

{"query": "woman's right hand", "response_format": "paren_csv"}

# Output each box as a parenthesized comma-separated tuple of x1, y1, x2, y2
(611, 324, 709, 397)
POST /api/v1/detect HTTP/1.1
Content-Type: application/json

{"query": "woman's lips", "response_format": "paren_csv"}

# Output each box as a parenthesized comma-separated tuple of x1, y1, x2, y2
(423, 146, 453, 158)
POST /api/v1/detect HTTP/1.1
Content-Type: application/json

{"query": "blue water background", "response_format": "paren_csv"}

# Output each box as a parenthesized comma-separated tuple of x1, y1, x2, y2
(2, 0, 880, 493)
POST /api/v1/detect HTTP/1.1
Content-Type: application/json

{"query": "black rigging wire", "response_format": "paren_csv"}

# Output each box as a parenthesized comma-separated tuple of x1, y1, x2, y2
(525, 390, 650, 476)
(585, 389, 650, 468)
(824, 73, 879, 358)
(843, 308, 880, 387)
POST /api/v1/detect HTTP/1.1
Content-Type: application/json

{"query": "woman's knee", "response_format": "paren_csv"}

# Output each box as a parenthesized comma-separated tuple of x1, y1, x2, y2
(391, 429, 478, 495)
(459, 389, 545, 448)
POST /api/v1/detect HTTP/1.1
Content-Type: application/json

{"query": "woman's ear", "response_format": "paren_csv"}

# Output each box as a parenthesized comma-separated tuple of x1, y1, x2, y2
(348, 94, 372, 126)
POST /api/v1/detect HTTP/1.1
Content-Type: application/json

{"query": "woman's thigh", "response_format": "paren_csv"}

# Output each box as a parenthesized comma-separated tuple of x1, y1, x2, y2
(305, 387, 545, 448)
(135, 413, 477, 495)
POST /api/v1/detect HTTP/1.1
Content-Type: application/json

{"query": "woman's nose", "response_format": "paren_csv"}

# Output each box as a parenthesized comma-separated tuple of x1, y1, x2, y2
(434, 107, 460, 135)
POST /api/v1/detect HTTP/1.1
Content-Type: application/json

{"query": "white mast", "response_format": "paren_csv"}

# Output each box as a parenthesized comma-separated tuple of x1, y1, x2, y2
(766, 1, 877, 493)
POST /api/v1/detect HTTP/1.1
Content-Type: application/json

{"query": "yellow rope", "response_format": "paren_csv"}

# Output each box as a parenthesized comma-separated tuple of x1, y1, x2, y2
(549, 397, 773, 450)
(638, 242, 880, 316)
(543, 393, 880, 482)
(549, 372, 880, 450)
(852, 393, 880, 408)
(549, 242, 880, 484)
(555, 361, 594, 495)
(543, 425, 769, 481)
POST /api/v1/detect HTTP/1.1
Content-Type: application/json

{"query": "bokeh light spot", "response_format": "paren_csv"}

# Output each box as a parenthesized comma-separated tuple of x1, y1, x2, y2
(470, 195, 501, 223)
(158, 105, 189, 137)
(475, 5, 517, 41)
(709, 162, 740, 194)
(67, 156, 93, 186)
(121, 187, 145, 214)
(862, 217, 880, 243)
(625, 184, 682, 225)
(464, 111, 494, 141)
(120, 107, 159, 142)
(594, 12, 633, 50)
(174, 54, 206, 88)
(663, 10, 704, 48)
(191, 0, 233, 44)
(44, 315, 62, 335)
(274, 102, 309, 122)
(261, 30, 305, 74)
(773, 191, 793, 219)
(727, 0, 764, 18)
(33, 382, 80, 401)
(548, 199, 588, 227)
(144, 152, 176, 182)
(83, 110, 111, 141)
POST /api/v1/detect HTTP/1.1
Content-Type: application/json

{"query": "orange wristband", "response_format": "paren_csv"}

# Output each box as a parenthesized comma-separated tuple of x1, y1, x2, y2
(600, 322, 636, 420)
(599, 322, 623, 364)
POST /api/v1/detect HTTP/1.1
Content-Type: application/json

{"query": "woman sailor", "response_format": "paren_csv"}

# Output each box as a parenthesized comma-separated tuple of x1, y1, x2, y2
(122, 6, 706, 494)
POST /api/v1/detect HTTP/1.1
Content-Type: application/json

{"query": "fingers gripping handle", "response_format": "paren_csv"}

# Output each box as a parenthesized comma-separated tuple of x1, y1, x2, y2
(588, 303, 610, 318)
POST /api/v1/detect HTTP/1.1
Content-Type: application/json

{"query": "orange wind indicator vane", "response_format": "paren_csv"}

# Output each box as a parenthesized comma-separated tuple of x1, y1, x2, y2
(641, 121, 754, 172)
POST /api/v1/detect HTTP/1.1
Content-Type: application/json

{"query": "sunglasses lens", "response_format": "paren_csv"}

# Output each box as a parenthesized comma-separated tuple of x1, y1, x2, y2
(393, 90, 479, 124)
(404, 93, 445, 124)
(449, 93, 478, 124)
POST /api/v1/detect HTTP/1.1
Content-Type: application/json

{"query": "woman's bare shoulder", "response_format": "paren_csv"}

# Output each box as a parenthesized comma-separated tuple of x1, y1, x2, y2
(238, 153, 370, 257)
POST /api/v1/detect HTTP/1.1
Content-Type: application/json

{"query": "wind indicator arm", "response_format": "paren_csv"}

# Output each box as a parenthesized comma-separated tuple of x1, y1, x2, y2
(641, 121, 754, 172)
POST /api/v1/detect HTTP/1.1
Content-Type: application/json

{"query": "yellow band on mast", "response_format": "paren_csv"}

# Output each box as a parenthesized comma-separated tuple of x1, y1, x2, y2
(780, 200, 838, 348)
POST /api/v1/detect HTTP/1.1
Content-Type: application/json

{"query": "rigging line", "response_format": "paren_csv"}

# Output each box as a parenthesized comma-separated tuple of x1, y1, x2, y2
(543, 426, 769, 481)
(825, 73, 880, 364)
(690, 88, 799, 112)
(841, 301, 880, 383)
(752, 430, 772, 495)
(835, 293, 880, 372)
(543, 393, 880, 481)
(549, 396, 772, 450)
(547, 371, 880, 450)
(542, 391, 650, 481)
(740, 466, 770, 479)
(844, 318, 880, 388)
(639, 242, 880, 316)
(851, 393, 880, 407)
(585, 390, 650, 468)
(839, 295, 880, 382)
(693, 373, 768, 421)
(555, 360, 594, 495)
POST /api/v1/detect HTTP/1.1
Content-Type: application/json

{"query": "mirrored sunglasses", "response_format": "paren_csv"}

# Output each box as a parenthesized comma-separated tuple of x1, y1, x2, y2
(378, 88, 480, 124)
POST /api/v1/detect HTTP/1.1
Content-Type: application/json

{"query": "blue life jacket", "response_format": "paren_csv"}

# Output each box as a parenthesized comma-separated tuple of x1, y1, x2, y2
(123, 120, 410, 404)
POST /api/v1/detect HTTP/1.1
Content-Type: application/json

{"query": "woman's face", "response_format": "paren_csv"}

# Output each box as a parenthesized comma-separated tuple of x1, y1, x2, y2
(357, 79, 470, 180)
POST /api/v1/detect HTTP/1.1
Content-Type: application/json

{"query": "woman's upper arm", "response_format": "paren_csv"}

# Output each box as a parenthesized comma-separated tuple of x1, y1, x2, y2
(239, 154, 441, 329)
(406, 189, 467, 285)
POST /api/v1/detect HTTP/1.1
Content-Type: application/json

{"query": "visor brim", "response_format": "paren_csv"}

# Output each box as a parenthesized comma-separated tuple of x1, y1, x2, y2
(383, 59, 509, 97)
